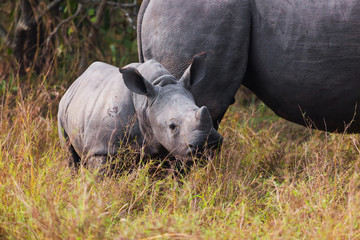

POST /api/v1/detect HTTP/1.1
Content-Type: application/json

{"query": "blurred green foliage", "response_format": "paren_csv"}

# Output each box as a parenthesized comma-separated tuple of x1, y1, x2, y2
(0, 0, 141, 87)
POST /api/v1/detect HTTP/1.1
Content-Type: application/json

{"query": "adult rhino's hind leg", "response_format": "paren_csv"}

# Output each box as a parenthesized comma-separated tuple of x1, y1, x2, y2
(137, 0, 151, 63)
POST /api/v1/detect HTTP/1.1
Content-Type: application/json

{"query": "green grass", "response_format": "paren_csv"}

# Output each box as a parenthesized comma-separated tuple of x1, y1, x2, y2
(1, 78, 360, 239)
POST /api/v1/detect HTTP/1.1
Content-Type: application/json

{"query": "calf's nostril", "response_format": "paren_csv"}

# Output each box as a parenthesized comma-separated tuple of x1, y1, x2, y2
(186, 148, 194, 156)
(186, 145, 197, 156)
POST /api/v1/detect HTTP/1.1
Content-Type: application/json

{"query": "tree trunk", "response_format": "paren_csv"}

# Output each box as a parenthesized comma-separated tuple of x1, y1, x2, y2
(13, 0, 43, 74)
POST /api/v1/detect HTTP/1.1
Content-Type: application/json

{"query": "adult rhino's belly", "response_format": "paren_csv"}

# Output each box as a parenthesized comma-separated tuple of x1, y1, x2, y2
(244, 0, 360, 132)
(245, 55, 360, 132)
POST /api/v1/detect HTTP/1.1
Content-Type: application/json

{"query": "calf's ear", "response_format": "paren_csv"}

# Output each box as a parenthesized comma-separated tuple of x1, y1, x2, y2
(180, 52, 207, 90)
(120, 67, 156, 97)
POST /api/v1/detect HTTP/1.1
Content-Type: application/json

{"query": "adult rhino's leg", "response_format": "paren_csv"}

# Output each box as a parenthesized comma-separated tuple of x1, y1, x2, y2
(139, 0, 252, 126)
(137, 0, 151, 63)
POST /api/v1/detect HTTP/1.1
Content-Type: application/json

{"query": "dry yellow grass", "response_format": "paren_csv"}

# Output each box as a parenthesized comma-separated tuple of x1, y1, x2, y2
(2, 2, 359, 236)
(1, 76, 360, 239)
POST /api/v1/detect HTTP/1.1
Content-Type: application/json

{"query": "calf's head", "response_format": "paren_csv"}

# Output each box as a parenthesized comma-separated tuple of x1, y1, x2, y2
(120, 53, 223, 159)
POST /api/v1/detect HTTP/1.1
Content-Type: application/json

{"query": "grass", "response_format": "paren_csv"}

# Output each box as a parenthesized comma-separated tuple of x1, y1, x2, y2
(1, 3, 359, 236)
(1, 72, 360, 240)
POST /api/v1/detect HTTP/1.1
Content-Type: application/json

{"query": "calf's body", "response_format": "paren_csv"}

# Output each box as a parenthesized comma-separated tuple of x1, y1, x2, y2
(58, 55, 222, 169)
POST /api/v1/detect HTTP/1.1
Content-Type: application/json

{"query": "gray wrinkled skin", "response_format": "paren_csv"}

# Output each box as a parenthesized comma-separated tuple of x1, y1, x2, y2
(58, 54, 222, 169)
(138, 0, 360, 132)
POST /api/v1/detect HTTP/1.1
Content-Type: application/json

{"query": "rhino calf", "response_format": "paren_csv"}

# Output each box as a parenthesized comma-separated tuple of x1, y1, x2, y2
(57, 53, 223, 170)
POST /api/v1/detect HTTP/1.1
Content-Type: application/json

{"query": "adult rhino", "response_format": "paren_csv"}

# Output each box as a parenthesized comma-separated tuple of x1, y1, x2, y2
(138, 0, 360, 132)
(58, 53, 222, 170)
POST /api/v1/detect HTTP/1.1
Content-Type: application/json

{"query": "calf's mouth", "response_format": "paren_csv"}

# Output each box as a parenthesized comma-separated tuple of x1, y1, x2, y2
(185, 128, 223, 158)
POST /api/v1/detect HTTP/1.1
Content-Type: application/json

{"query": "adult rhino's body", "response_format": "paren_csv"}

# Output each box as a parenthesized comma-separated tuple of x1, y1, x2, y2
(138, 0, 360, 132)
(58, 55, 222, 169)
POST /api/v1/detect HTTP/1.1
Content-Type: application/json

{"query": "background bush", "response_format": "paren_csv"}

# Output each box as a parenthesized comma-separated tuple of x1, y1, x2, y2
(0, 0, 140, 86)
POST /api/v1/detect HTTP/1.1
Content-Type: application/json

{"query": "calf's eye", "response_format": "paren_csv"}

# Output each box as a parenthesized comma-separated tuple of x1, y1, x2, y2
(169, 123, 177, 131)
